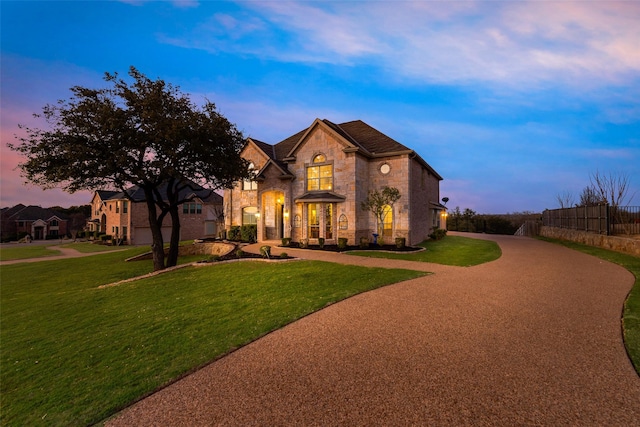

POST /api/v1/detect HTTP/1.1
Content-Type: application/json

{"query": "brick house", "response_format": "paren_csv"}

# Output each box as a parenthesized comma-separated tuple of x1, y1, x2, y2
(88, 181, 223, 245)
(0, 204, 69, 241)
(224, 118, 444, 246)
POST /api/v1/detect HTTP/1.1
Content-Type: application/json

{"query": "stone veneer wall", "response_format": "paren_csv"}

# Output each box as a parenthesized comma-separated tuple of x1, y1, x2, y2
(128, 242, 236, 261)
(540, 226, 640, 257)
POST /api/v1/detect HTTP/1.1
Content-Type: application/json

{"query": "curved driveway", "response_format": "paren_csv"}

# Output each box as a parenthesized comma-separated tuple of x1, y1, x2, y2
(108, 234, 640, 425)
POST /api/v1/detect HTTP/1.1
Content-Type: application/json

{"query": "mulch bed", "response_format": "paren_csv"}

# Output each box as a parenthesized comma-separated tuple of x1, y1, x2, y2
(279, 242, 422, 253)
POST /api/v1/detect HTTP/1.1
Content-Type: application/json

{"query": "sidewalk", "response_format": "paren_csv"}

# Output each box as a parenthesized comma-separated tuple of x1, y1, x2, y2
(0, 245, 127, 266)
(107, 234, 640, 425)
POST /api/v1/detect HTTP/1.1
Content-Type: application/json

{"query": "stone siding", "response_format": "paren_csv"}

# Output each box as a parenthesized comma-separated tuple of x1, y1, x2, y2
(540, 226, 640, 257)
(225, 121, 442, 247)
(127, 241, 236, 261)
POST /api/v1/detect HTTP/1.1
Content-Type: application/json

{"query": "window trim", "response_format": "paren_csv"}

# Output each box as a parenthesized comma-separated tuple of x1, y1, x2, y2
(306, 154, 334, 192)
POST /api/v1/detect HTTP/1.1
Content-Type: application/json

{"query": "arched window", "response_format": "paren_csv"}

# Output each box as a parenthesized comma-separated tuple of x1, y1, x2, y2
(339, 214, 348, 230)
(307, 154, 333, 191)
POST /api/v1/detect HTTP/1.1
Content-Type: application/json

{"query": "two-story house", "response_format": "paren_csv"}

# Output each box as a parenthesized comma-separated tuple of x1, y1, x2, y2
(0, 204, 69, 241)
(224, 118, 444, 246)
(88, 181, 223, 245)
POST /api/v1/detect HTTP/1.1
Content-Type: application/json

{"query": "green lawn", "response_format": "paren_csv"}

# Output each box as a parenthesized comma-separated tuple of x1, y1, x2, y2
(59, 242, 130, 253)
(0, 245, 61, 261)
(348, 235, 502, 266)
(539, 237, 640, 375)
(0, 249, 425, 426)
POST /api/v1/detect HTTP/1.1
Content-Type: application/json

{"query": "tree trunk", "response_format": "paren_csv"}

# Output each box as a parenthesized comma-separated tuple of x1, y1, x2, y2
(166, 205, 181, 267)
(144, 192, 166, 271)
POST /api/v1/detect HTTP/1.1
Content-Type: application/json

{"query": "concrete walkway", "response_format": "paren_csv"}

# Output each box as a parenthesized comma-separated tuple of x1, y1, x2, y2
(0, 244, 127, 265)
(108, 233, 640, 425)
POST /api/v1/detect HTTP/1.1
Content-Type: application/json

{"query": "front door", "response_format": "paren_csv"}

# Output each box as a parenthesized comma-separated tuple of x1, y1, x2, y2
(307, 203, 334, 241)
(34, 227, 44, 240)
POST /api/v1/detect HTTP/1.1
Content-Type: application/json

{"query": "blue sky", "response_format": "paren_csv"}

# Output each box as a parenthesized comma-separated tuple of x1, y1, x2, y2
(1, 0, 639, 213)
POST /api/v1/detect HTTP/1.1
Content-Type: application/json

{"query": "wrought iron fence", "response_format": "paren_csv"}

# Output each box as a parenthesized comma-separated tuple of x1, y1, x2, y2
(542, 204, 640, 236)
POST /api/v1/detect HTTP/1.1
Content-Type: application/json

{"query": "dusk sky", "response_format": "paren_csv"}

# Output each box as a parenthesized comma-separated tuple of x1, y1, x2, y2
(1, 0, 638, 213)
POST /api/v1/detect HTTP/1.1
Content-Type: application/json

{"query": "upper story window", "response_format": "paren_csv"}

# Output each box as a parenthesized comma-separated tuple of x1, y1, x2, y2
(243, 162, 258, 191)
(50, 219, 59, 226)
(307, 154, 333, 191)
(183, 202, 202, 214)
(123, 201, 128, 214)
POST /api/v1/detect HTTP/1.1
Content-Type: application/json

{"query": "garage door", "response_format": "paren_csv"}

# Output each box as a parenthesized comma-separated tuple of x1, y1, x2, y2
(133, 227, 173, 246)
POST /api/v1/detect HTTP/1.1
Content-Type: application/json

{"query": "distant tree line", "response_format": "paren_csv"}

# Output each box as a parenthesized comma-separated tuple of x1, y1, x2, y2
(446, 207, 541, 235)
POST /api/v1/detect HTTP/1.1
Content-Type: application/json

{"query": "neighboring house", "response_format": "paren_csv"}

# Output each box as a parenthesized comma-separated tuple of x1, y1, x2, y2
(0, 204, 69, 241)
(224, 118, 445, 246)
(88, 181, 223, 245)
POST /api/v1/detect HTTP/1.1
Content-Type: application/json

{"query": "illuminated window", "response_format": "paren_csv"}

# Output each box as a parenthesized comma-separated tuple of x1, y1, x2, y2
(306, 154, 333, 191)
(243, 162, 258, 191)
(382, 204, 393, 237)
(308, 204, 320, 238)
(242, 207, 258, 225)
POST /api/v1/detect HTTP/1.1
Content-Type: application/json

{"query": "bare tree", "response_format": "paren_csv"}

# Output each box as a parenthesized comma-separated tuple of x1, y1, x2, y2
(556, 190, 575, 208)
(589, 171, 634, 207)
(579, 186, 601, 206)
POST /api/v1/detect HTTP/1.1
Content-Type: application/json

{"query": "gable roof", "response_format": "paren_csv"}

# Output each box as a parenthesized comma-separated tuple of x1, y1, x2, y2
(8, 205, 68, 222)
(98, 179, 222, 204)
(249, 118, 442, 180)
(1, 204, 27, 219)
(96, 190, 119, 201)
(334, 120, 411, 154)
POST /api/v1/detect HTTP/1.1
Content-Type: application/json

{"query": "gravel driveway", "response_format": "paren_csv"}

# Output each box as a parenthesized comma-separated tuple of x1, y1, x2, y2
(107, 234, 640, 426)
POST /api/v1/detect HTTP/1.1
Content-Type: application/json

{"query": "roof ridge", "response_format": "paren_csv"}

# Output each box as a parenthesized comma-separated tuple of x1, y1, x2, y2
(324, 119, 367, 152)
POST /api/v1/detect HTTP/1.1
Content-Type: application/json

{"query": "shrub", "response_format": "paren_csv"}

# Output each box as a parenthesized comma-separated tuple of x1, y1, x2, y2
(281, 237, 291, 247)
(207, 255, 221, 262)
(228, 226, 241, 241)
(318, 237, 325, 249)
(338, 237, 348, 250)
(235, 249, 244, 258)
(359, 237, 369, 249)
(260, 245, 271, 258)
(429, 228, 447, 241)
(279, 252, 288, 259)
(241, 224, 257, 243)
(101, 234, 112, 242)
(395, 237, 406, 248)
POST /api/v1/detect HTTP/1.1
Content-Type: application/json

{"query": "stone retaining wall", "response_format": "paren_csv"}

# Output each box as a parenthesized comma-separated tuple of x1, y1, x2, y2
(540, 226, 640, 257)
(127, 242, 236, 261)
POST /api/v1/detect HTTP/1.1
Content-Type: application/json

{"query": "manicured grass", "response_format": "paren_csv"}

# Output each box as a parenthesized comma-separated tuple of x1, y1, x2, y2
(0, 245, 61, 261)
(348, 235, 502, 266)
(1, 251, 424, 426)
(539, 237, 640, 375)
